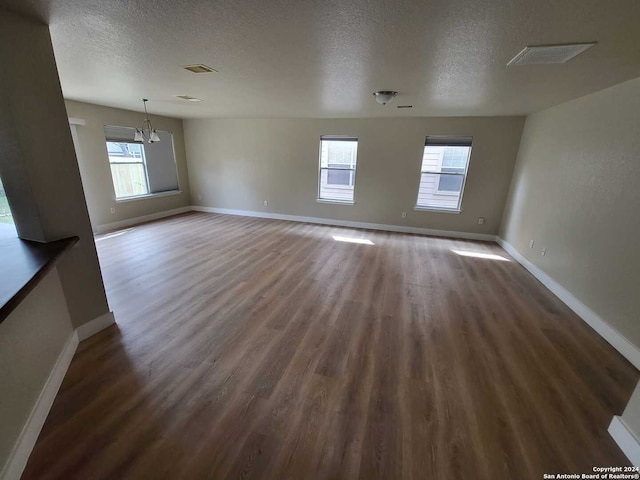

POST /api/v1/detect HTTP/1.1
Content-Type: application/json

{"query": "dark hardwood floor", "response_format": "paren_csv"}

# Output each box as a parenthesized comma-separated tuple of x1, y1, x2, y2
(22, 212, 638, 479)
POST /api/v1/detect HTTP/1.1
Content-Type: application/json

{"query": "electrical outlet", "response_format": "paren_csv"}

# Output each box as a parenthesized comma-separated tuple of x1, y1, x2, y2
(529, 240, 535, 249)
(401, 212, 407, 219)
(477, 217, 485, 225)
(263, 200, 268, 207)
(110, 207, 116, 214)
(541, 248, 547, 256)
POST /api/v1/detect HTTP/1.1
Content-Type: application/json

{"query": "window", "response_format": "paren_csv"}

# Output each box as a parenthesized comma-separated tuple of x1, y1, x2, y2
(318, 136, 358, 203)
(104, 126, 180, 200)
(107, 141, 149, 198)
(0, 176, 15, 226)
(416, 136, 472, 212)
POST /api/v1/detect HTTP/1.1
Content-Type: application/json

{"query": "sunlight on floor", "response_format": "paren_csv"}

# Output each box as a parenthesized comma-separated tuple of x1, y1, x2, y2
(451, 249, 510, 261)
(95, 228, 134, 242)
(332, 235, 375, 245)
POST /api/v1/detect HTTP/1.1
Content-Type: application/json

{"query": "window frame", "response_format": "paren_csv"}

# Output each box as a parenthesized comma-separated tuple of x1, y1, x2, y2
(415, 136, 473, 213)
(106, 141, 151, 200)
(317, 136, 358, 205)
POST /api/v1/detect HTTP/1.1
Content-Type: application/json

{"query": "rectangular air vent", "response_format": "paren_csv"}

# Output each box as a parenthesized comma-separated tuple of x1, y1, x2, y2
(182, 64, 217, 73)
(175, 95, 203, 102)
(397, 105, 413, 109)
(507, 43, 596, 66)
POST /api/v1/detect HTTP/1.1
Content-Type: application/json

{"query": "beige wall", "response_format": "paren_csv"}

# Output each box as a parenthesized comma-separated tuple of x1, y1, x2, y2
(500, 77, 640, 348)
(185, 117, 525, 235)
(0, 10, 109, 328)
(65, 100, 191, 229)
(0, 268, 74, 475)
(0, 10, 111, 476)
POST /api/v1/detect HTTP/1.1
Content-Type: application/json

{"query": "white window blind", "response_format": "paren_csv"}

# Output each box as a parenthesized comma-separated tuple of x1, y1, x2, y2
(144, 132, 179, 193)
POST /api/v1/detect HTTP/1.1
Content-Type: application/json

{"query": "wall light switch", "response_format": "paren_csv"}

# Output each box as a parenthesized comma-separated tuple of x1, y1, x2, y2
(529, 240, 535, 248)
(541, 248, 547, 256)
(110, 207, 116, 214)
(477, 217, 485, 225)
(263, 200, 268, 207)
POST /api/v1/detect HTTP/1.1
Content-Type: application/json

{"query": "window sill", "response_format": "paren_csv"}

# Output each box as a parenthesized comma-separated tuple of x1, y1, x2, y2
(116, 190, 182, 203)
(316, 198, 355, 206)
(414, 206, 461, 214)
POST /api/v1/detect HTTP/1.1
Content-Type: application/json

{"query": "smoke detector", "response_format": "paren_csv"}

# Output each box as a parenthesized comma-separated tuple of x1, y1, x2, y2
(373, 91, 398, 105)
(507, 43, 596, 66)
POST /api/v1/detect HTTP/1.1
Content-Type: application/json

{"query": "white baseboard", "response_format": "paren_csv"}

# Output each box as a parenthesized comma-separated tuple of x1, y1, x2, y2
(191, 206, 497, 242)
(0, 331, 79, 480)
(94, 206, 192, 234)
(1, 311, 116, 480)
(76, 311, 116, 341)
(497, 237, 640, 370)
(609, 416, 640, 467)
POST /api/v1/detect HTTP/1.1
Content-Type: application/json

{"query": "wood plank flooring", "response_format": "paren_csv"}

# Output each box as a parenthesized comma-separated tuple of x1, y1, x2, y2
(21, 212, 639, 479)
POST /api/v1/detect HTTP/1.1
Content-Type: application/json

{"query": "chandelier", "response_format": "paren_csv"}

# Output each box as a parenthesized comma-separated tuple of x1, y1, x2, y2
(134, 98, 160, 143)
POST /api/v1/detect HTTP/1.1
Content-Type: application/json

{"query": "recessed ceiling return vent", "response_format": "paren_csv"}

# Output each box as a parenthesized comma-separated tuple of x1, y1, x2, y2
(507, 43, 596, 66)
(182, 64, 217, 73)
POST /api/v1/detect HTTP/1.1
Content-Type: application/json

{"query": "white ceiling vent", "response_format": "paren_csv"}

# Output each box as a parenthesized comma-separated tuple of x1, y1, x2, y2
(182, 64, 217, 73)
(507, 43, 596, 66)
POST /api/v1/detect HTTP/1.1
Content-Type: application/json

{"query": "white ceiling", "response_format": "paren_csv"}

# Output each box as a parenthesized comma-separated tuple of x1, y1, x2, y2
(2, 0, 640, 119)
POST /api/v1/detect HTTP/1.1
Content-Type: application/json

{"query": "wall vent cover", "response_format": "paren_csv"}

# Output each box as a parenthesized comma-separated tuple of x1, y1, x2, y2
(175, 95, 203, 102)
(507, 43, 596, 66)
(182, 64, 217, 73)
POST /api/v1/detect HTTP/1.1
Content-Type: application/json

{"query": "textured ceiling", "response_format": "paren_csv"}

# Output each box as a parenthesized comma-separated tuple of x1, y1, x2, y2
(2, 0, 640, 119)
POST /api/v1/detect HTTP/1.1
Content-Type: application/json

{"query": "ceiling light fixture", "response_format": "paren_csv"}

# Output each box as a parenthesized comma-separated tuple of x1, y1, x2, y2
(182, 64, 217, 73)
(175, 95, 203, 102)
(134, 98, 160, 143)
(373, 91, 398, 105)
